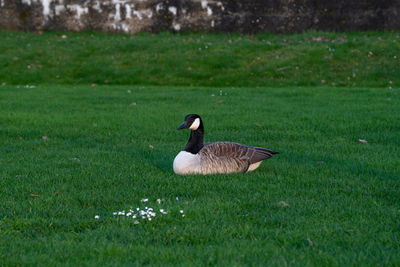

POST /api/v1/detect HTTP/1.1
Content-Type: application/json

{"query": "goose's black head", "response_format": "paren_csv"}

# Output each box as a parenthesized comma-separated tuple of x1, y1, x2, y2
(177, 114, 204, 154)
(177, 114, 203, 131)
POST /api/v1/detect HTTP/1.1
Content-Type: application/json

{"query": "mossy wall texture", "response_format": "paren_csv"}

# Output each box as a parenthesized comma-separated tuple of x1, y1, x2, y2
(0, 0, 399, 33)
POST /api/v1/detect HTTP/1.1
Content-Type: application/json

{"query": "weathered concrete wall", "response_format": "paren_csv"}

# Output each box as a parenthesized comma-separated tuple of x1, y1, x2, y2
(0, 0, 399, 33)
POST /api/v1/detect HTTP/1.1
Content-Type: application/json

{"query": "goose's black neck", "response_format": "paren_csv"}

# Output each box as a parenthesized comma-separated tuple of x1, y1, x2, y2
(184, 126, 204, 154)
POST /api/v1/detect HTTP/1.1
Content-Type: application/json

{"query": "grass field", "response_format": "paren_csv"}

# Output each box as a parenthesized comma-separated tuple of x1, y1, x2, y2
(0, 30, 399, 88)
(0, 31, 400, 266)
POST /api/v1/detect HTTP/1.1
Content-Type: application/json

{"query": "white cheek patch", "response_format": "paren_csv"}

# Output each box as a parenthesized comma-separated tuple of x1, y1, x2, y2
(189, 118, 200, 130)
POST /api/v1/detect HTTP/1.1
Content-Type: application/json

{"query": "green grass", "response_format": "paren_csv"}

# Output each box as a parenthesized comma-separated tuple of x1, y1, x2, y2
(1, 30, 400, 265)
(0, 30, 399, 88)
(1, 85, 399, 266)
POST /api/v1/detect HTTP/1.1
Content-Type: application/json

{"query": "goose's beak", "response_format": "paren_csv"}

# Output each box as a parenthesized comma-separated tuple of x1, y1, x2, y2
(177, 122, 187, 130)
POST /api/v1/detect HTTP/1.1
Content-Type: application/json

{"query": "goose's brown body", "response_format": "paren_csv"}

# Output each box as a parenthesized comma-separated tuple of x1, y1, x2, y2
(199, 142, 276, 174)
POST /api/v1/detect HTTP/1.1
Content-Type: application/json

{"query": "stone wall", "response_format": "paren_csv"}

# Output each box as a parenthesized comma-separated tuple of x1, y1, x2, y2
(0, 0, 399, 33)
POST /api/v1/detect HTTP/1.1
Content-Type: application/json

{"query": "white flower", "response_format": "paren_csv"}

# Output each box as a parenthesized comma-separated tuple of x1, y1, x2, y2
(94, 215, 100, 219)
(148, 218, 152, 221)
(134, 220, 139, 224)
(180, 210, 184, 213)
(126, 212, 132, 217)
(141, 198, 148, 202)
(182, 214, 185, 217)
(157, 199, 161, 204)
(113, 212, 117, 216)
(160, 209, 164, 213)
(132, 215, 137, 219)
(176, 197, 179, 201)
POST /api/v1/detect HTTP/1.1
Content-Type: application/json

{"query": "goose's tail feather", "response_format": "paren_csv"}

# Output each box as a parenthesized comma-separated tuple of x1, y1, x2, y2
(249, 147, 279, 163)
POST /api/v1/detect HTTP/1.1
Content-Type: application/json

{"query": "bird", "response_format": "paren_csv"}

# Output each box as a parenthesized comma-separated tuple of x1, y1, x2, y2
(173, 114, 278, 175)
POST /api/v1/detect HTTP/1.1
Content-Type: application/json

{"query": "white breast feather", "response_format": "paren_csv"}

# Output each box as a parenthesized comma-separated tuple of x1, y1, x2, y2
(173, 151, 201, 175)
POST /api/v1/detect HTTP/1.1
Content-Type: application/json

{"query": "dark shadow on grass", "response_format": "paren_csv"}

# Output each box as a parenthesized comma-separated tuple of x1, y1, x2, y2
(138, 148, 174, 173)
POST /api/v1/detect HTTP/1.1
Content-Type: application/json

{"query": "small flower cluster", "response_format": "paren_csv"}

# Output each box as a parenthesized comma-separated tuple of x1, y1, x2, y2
(94, 198, 185, 223)
(112, 206, 169, 222)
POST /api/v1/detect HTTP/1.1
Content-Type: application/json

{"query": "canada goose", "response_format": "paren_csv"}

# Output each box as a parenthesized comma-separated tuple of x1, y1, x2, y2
(173, 114, 278, 175)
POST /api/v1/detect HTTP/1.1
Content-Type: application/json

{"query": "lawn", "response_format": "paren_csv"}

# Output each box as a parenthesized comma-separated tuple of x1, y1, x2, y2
(0, 31, 399, 266)
(0, 30, 399, 88)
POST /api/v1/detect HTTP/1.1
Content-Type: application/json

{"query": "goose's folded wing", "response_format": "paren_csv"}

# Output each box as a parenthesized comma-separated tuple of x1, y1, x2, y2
(203, 142, 278, 164)
(200, 142, 249, 173)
